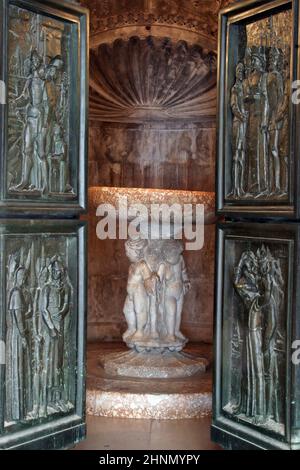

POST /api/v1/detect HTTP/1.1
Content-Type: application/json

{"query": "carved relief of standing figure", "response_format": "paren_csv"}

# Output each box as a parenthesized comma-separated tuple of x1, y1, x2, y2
(267, 48, 285, 195)
(258, 247, 284, 423)
(233, 245, 284, 426)
(44, 57, 73, 194)
(31, 265, 48, 419)
(234, 250, 266, 424)
(40, 257, 72, 416)
(245, 52, 269, 196)
(6, 267, 33, 423)
(44, 56, 64, 155)
(229, 63, 249, 198)
(12, 50, 48, 194)
(158, 241, 190, 342)
(277, 64, 290, 195)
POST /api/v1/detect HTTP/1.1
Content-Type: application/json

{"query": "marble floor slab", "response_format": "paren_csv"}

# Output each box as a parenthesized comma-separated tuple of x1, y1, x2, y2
(75, 415, 221, 451)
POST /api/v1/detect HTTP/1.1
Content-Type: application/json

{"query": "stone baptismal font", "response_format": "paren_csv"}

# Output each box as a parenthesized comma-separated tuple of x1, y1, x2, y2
(87, 188, 215, 419)
(124, 237, 191, 351)
(104, 236, 208, 380)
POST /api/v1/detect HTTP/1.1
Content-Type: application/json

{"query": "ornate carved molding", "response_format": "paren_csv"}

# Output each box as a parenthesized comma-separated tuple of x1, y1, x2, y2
(81, 0, 235, 49)
(89, 36, 217, 122)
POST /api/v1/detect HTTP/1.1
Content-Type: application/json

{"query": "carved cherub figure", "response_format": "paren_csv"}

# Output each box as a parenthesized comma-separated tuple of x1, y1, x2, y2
(158, 241, 190, 342)
(123, 238, 158, 342)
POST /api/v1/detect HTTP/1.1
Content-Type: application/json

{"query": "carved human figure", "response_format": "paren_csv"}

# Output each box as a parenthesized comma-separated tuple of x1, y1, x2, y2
(229, 63, 249, 197)
(12, 52, 69, 195)
(243, 47, 253, 79)
(44, 56, 64, 149)
(31, 265, 48, 419)
(123, 239, 158, 342)
(267, 48, 285, 195)
(45, 57, 64, 118)
(277, 64, 290, 195)
(244, 51, 269, 196)
(6, 266, 33, 423)
(230, 39, 290, 200)
(13, 50, 48, 193)
(158, 241, 190, 342)
(234, 250, 266, 424)
(40, 257, 72, 416)
(258, 246, 284, 423)
(45, 56, 74, 195)
(49, 123, 73, 194)
(233, 245, 284, 425)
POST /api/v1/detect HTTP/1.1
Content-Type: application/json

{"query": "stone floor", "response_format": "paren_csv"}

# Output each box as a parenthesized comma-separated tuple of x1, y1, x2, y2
(74, 415, 221, 450)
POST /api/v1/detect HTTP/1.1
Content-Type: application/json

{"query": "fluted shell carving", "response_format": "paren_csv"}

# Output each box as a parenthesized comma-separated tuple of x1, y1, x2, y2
(90, 37, 217, 122)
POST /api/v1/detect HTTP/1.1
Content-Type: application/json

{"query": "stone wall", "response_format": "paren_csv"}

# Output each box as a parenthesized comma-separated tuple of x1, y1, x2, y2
(88, 121, 216, 191)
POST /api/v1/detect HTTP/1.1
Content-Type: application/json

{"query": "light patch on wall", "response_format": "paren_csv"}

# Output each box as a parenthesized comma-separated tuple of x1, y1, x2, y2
(0, 80, 6, 104)
(0, 340, 5, 365)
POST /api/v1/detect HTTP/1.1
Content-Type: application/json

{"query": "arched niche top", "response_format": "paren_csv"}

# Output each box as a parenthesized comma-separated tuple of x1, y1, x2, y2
(89, 36, 217, 123)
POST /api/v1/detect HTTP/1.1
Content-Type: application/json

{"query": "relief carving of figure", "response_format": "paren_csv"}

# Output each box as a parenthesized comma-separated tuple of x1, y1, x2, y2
(228, 19, 291, 201)
(277, 65, 290, 195)
(12, 50, 48, 193)
(229, 63, 249, 197)
(233, 250, 266, 423)
(32, 263, 49, 419)
(267, 48, 285, 196)
(6, 264, 33, 423)
(10, 48, 72, 196)
(245, 52, 269, 195)
(5, 244, 74, 426)
(232, 245, 285, 426)
(45, 57, 73, 195)
(258, 247, 285, 422)
(40, 256, 73, 415)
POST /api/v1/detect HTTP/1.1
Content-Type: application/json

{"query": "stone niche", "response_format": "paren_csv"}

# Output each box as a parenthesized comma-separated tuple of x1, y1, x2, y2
(83, 0, 230, 344)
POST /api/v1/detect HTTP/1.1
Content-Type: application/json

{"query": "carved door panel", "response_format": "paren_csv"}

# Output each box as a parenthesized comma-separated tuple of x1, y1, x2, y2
(216, 0, 300, 219)
(0, 0, 88, 450)
(213, 222, 300, 450)
(0, 220, 87, 449)
(0, 0, 88, 216)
